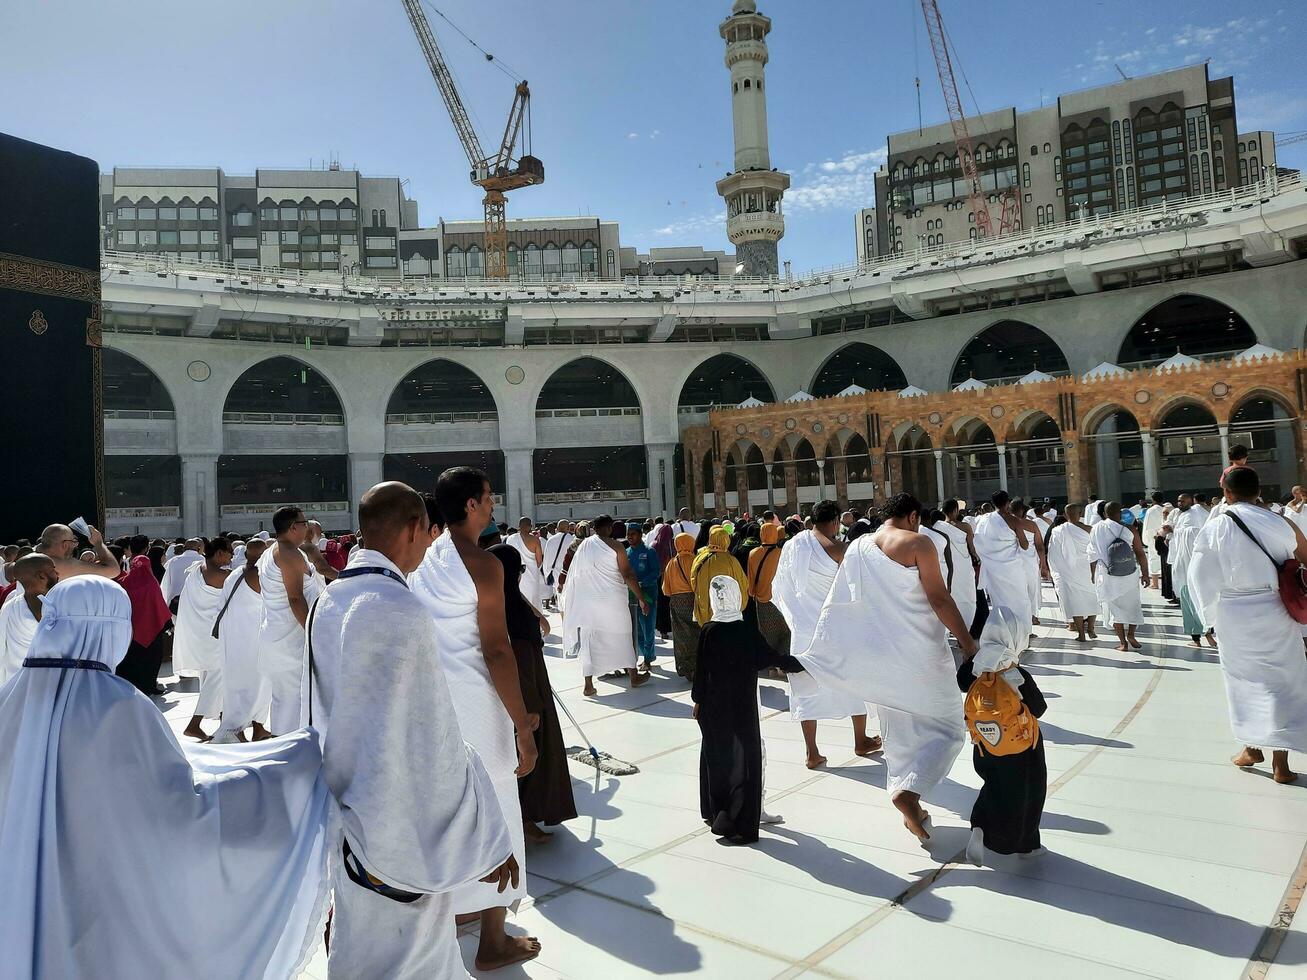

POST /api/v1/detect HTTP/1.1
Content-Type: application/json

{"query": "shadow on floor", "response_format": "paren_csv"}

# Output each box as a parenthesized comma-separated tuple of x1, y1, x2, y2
(1038, 721, 1133, 749)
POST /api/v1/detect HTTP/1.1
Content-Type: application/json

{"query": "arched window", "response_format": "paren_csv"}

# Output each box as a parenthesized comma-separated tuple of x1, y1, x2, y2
(1030, 144, 1038, 156)
(524, 243, 543, 277)
(371, 209, 379, 227)
(561, 241, 580, 273)
(606, 248, 616, 277)
(581, 240, 598, 274)
(466, 246, 484, 278)
(543, 243, 561, 276)
(952, 321, 1069, 386)
(380, 209, 387, 227)
(446, 246, 465, 277)
(743, 79, 751, 89)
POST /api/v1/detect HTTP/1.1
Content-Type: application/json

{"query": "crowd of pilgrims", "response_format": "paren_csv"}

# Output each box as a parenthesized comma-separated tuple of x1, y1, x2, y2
(0, 444, 1305, 978)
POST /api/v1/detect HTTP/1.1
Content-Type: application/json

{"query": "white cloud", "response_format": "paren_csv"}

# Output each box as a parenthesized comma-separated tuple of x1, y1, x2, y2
(627, 132, 638, 140)
(788, 146, 887, 213)
(651, 209, 726, 238)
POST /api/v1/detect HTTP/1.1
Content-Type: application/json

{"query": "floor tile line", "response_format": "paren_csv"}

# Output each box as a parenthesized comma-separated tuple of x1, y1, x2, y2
(1243, 837, 1307, 980)
(777, 612, 1174, 975)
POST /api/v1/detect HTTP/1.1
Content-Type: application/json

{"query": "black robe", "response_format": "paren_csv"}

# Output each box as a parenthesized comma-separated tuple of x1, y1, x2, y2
(956, 661, 1048, 855)
(693, 619, 799, 844)
(514, 634, 578, 826)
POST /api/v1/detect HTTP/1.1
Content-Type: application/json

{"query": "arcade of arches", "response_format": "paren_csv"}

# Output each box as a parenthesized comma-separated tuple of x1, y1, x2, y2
(683, 351, 1307, 514)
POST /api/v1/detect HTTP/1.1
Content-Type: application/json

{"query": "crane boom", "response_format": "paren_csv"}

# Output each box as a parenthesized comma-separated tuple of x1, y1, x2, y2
(918, 0, 1019, 238)
(401, 0, 486, 173)
(401, 0, 544, 278)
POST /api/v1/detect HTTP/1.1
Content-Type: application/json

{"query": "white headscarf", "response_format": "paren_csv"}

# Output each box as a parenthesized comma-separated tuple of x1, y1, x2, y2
(0, 576, 331, 978)
(709, 575, 744, 623)
(971, 604, 1026, 693)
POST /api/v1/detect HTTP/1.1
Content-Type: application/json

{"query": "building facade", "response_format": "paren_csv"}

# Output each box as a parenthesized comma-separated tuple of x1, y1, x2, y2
(98, 171, 1307, 538)
(870, 65, 1280, 259)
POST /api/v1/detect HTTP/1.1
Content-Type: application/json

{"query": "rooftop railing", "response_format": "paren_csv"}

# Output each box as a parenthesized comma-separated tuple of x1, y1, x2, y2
(384, 411, 498, 424)
(222, 411, 345, 425)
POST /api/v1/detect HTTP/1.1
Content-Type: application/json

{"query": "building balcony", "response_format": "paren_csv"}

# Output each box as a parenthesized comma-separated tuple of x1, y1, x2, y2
(104, 412, 178, 455)
(535, 408, 643, 448)
(384, 414, 501, 453)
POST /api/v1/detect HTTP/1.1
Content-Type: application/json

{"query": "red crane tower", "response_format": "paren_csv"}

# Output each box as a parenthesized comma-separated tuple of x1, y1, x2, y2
(918, 0, 1020, 238)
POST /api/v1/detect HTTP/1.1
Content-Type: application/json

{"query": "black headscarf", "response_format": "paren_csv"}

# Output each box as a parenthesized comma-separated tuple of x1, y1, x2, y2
(488, 544, 542, 646)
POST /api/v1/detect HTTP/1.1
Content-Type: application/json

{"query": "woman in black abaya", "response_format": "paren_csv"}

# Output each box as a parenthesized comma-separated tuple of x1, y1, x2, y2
(488, 544, 577, 842)
(692, 575, 801, 845)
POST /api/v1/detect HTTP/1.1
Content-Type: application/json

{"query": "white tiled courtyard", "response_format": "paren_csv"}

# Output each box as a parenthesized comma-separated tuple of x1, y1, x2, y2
(161, 588, 1307, 979)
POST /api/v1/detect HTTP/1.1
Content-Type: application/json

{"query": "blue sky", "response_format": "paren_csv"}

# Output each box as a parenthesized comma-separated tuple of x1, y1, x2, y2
(5, 0, 1304, 271)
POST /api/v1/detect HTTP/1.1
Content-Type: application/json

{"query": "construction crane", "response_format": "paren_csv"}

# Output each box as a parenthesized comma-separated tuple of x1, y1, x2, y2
(401, 0, 544, 278)
(1276, 131, 1307, 148)
(918, 0, 1019, 238)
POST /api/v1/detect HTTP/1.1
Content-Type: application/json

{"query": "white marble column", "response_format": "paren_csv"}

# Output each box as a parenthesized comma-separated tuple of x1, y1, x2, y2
(933, 450, 946, 502)
(645, 442, 678, 518)
(1218, 424, 1231, 463)
(503, 448, 535, 521)
(1141, 432, 1161, 497)
(348, 452, 383, 510)
(997, 443, 1009, 491)
(816, 458, 827, 499)
(181, 453, 219, 536)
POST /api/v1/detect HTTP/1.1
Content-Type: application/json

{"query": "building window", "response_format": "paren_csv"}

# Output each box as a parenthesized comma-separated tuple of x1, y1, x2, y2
(302, 208, 318, 222)
(260, 206, 278, 221)
(179, 229, 197, 245)
(321, 250, 338, 265)
(365, 236, 396, 250)
(1248, 139, 1257, 151)
(280, 206, 298, 221)
(466, 247, 484, 277)
(117, 206, 135, 220)
(230, 209, 254, 226)
(366, 255, 397, 268)
(371, 209, 379, 226)
(199, 230, 218, 244)
(1022, 162, 1031, 187)
(606, 248, 616, 277)
(341, 233, 358, 245)
(199, 251, 219, 262)
(117, 230, 136, 245)
(282, 230, 299, 245)
(281, 251, 300, 264)
(581, 241, 598, 274)
(159, 230, 178, 245)
(524, 243, 542, 276)
(320, 207, 338, 222)
(158, 206, 178, 221)
(380, 209, 387, 226)
(231, 236, 256, 250)
(138, 230, 157, 245)
(340, 207, 356, 221)
(138, 207, 157, 221)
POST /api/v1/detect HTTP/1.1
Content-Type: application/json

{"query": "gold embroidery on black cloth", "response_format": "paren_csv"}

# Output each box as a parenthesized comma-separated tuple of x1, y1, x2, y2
(86, 300, 102, 347)
(28, 310, 48, 335)
(0, 251, 99, 302)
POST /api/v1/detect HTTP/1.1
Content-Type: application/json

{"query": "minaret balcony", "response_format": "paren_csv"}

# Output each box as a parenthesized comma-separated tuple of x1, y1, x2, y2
(727, 211, 786, 243)
(725, 40, 770, 68)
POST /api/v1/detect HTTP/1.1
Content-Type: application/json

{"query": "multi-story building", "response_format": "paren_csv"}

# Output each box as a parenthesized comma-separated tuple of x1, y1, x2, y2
(855, 207, 877, 263)
(867, 65, 1276, 258)
(101, 165, 415, 275)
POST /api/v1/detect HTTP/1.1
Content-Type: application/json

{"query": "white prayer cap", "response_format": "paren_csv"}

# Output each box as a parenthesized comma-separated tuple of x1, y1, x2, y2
(257, 531, 271, 541)
(26, 576, 133, 671)
(709, 575, 744, 623)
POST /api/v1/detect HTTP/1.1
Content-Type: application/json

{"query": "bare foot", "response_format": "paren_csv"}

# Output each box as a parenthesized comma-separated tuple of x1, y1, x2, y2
(854, 736, 883, 756)
(1128, 636, 1142, 650)
(1273, 751, 1298, 784)
(1066, 622, 1078, 632)
(1032, 616, 1041, 626)
(475, 935, 541, 972)
(1087, 629, 1098, 639)
(523, 821, 554, 843)
(252, 723, 272, 741)
(630, 672, 651, 688)
(1076, 634, 1088, 643)
(1190, 638, 1203, 648)
(1232, 747, 1265, 768)
(182, 722, 211, 743)
(1115, 641, 1129, 652)
(582, 684, 597, 697)
(805, 754, 828, 770)
(1274, 767, 1299, 784)
(1205, 633, 1218, 649)
(893, 792, 930, 841)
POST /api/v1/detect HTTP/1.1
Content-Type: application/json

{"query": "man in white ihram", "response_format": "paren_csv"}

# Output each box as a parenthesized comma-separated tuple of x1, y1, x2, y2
(310, 481, 520, 978)
(792, 493, 977, 841)
(972, 491, 1033, 642)
(1086, 501, 1149, 652)
(1188, 466, 1307, 785)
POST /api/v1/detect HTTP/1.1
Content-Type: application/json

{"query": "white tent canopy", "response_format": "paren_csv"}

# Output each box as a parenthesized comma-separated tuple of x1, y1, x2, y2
(1233, 343, 1284, 362)
(898, 385, 928, 398)
(835, 383, 869, 397)
(1155, 352, 1201, 371)
(784, 390, 816, 402)
(953, 378, 989, 392)
(1017, 369, 1055, 385)
(736, 395, 766, 408)
(1083, 361, 1127, 380)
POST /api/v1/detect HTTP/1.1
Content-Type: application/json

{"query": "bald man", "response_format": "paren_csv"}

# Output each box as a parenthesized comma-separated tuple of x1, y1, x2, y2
(0, 554, 59, 682)
(6, 524, 119, 584)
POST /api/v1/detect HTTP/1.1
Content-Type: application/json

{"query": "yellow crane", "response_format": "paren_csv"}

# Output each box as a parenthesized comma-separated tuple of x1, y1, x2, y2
(400, 0, 544, 278)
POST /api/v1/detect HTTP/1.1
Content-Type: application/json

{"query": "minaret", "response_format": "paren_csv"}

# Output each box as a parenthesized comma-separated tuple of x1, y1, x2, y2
(716, 0, 790, 278)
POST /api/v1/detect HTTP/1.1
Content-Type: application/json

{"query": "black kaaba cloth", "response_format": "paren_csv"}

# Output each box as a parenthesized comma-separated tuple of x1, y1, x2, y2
(0, 133, 103, 541)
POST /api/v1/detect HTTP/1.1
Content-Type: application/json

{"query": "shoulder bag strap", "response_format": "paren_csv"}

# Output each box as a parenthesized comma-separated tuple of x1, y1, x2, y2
(926, 525, 954, 590)
(305, 592, 323, 727)
(546, 536, 568, 575)
(210, 574, 247, 640)
(1226, 511, 1281, 570)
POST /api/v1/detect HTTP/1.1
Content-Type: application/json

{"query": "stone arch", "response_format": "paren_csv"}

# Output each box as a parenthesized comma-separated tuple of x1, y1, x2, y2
(535, 356, 641, 412)
(810, 342, 909, 397)
(1117, 294, 1257, 366)
(677, 352, 776, 409)
(101, 347, 176, 415)
(1230, 393, 1300, 500)
(1229, 387, 1297, 424)
(385, 358, 499, 417)
(222, 355, 345, 419)
(1082, 404, 1143, 504)
(950, 320, 1070, 387)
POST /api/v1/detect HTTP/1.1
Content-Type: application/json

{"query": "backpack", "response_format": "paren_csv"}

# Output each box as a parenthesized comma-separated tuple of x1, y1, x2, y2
(1106, 532, 1137, 577)
(964, 671, 1040, 756)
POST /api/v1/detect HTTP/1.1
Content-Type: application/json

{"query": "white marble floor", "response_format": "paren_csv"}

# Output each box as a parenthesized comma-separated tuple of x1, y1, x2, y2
(160, 586, 1307, 979)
